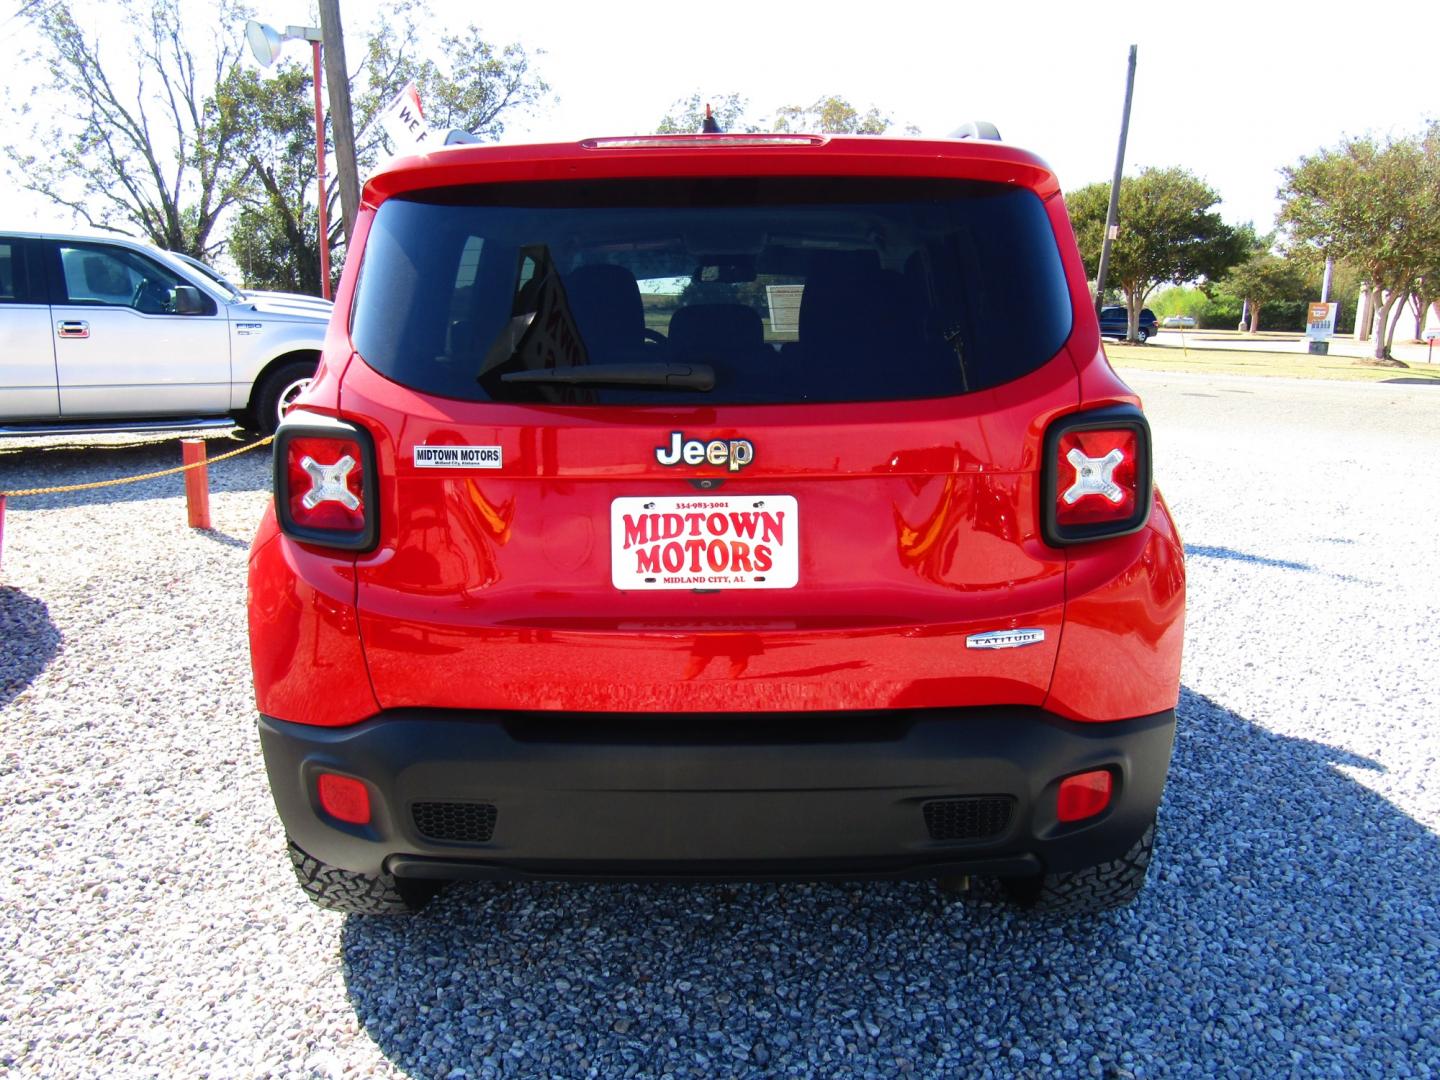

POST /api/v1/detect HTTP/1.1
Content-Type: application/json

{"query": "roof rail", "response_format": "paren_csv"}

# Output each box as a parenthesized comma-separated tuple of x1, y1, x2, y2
(949, 121, 1002, 141)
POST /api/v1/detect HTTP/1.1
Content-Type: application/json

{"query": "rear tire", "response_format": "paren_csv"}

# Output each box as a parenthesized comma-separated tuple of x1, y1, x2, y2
(253, 358, 318, 435)
(1001, 822, 1155, 915)
(1135, 328, 1149, 343)
(287, 840, 437, 915)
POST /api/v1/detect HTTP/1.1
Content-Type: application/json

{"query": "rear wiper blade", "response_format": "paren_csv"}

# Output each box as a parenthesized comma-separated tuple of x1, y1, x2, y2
(500, 363, 714, 391)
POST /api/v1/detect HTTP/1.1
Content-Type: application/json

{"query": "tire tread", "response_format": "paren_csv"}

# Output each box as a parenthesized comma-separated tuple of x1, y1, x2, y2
(287, 840, 417, 915)
(1010, 823, 1155, 915)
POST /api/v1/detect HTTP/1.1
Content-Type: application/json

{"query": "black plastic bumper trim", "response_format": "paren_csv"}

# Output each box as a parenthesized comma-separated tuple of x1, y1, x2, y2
(384, 853, 1043, 883)
(258, 705, 1176, 882)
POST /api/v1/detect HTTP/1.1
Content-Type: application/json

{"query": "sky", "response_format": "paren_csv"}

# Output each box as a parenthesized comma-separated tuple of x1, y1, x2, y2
(2, 0, 1436, 238)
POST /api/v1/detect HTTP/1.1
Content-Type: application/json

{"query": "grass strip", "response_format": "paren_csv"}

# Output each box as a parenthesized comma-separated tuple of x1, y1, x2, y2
(1107, 344, 1440, 383)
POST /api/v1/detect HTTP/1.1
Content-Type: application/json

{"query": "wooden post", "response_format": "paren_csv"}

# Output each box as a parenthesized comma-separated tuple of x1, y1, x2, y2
(182, 440, 212, 530)
(319, 0, 360, 245)
(311, 39, 331, 301)
(1094, 45, 1138, 322)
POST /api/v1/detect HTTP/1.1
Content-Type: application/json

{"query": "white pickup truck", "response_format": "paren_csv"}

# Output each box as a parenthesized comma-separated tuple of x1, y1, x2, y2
(0, 231, 331, 435)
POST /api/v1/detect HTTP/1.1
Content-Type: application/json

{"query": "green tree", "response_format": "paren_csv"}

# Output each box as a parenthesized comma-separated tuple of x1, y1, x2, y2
(1402, 124, 1440, 341)
(217, 4, 551, 293)
(1148, 285, 1207, 319)
(773, 95, 890, 135)
(1325, 259, 1363, 336)
(2, 0, 253, 257)
(214, 63, 324, 292)
(351, 6, 550, 162)
(656, 93, 755, 134)
(655, 92, 905, 136)
(1223, 250, 1313, 333)
(1068, 167, 1246, 342)
(1406, 291, 1437, 342)
(1278, 123, 1440, 363)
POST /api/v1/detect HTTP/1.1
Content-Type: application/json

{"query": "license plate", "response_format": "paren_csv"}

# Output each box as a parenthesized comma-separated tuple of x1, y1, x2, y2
(611, 495, 799, 590)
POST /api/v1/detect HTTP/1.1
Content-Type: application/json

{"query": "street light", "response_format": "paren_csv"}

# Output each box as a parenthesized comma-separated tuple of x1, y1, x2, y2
(245, 19, 331, 300)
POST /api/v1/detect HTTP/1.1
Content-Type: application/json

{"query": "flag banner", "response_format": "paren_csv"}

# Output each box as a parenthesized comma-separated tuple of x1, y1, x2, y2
(379, 82, 434, 154)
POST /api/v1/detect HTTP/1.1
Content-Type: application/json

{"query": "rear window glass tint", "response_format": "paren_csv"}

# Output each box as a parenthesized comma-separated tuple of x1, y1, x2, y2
(0, 240, 31, 302)
(351, 177, 1073, 406)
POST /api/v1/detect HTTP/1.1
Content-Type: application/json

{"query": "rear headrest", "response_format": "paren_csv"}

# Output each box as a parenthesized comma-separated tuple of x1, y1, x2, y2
(562, 264, 645, 347)
(668, 303, 764, 358)
(806, 250, 882, 282)
(798, 249, 923, 367)
(799, 251, 897, 346)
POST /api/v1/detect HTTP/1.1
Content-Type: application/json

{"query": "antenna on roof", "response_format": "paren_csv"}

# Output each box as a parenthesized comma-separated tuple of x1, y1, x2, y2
(701, 103, 722, 134)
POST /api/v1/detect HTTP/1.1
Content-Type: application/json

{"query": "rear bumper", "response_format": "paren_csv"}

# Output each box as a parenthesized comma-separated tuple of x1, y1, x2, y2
(259, 706, 1176, 881)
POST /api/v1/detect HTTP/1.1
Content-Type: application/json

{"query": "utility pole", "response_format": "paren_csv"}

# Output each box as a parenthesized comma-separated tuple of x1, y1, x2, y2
(318, 0, 360, 245)
(1094, 45, 1137, 329)
(244, 19, 331, 298)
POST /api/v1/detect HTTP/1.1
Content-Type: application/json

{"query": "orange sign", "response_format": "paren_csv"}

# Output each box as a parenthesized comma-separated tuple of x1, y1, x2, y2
(1306, 302, 1338, 340)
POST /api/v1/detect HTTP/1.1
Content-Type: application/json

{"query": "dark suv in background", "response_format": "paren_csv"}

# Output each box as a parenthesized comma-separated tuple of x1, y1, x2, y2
(1099, 305, 1157, 342)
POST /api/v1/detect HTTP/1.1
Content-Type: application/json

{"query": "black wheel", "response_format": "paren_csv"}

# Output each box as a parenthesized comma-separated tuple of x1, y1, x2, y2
(253, 358, 318, 435)
(1001, 823, 1155, 915)
(1135, 328, 1149, 343)
(287, 840, 437, 915)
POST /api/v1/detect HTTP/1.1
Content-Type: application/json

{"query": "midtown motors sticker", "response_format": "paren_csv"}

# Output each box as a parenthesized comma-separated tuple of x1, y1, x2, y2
(611, 495, 799, 590)
(414, 445, 502, 469)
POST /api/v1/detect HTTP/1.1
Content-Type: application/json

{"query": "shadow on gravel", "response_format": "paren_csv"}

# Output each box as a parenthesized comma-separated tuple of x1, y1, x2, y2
(0, 437, 270, 510)
(1186, 544, 1373, 585)
(0, 587, 61, 707)
(198, 529, 253, 551)
(340, 688, 1440, 1078)
(1185, 544, 1315, 572)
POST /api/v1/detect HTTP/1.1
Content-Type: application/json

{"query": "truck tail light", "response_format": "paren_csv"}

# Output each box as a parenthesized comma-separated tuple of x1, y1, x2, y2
(274, 413, 378, 551)
(1041, 406, 1152, 545)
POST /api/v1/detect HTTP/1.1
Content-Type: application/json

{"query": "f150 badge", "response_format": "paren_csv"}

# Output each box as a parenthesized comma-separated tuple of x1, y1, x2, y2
(655, 432, 754, 472)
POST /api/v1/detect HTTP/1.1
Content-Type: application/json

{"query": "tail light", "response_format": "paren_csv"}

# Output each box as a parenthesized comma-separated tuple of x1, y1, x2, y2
(1056, 769, 1113, 822)
(1041, 406, 1152, 545)
(273, 412, 378, 551)
(316, 772, 372, 825)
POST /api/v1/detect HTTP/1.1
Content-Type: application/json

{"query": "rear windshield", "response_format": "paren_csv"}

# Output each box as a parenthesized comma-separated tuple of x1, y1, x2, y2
(351, 177, 1073, 406)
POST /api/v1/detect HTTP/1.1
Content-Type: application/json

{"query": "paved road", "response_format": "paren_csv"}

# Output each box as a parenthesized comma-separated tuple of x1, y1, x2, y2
(1127, 365, 1440, 441)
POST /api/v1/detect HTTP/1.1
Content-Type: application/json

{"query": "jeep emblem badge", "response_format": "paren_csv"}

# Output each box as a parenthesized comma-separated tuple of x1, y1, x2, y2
(655, 432, 754, 472)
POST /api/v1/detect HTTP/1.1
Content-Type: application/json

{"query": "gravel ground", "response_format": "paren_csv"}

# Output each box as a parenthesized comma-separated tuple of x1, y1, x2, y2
(1, 378, 1438, 1079)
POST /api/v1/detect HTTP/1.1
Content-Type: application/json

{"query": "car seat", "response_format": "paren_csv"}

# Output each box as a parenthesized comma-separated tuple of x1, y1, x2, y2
(667, 303, 771, 392)
(561, 264, 654, 362)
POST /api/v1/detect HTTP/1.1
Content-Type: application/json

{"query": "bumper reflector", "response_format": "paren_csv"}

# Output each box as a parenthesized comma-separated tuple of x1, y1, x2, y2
(317, 773, 371, 825)
(1056, 769, 1113, 823)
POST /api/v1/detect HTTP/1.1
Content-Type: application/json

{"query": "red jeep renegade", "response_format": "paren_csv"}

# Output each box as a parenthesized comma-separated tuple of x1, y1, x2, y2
(247, 131, 1185, 916)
